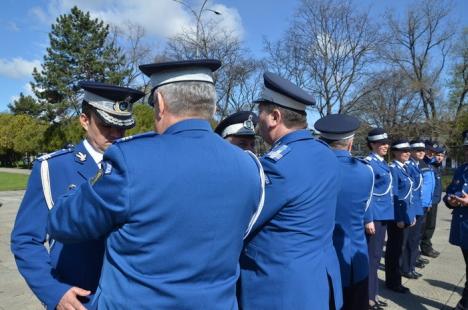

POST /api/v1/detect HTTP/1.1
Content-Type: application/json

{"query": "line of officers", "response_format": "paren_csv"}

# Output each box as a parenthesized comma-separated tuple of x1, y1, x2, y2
(8, 58, 467, 310)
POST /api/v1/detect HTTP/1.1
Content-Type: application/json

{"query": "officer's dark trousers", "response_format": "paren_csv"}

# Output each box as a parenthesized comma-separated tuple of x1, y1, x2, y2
(366, 221, 387, 302)
(421, 204, 438, 252)
(342, 277, 369, 310)
(385, 222, 407, 287)
(401, 215, 424, 273)
(458, 248, 468, 309)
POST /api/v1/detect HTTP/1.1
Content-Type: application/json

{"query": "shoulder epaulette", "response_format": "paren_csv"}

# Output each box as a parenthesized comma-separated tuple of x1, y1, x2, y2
(365, 156, 373, 161)
(37, 147, 74, 162)
(354, 157, 370, 165)
(265, 144, 291, 162)
(113, 131, 158, 144)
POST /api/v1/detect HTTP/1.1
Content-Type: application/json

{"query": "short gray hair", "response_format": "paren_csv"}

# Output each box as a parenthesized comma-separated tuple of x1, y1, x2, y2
(156, 81, 216, 119)
(321, 137, 353, 150)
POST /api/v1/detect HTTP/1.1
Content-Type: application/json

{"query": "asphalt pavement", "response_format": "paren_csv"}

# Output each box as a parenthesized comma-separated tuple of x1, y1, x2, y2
(0, 190, 464, 309)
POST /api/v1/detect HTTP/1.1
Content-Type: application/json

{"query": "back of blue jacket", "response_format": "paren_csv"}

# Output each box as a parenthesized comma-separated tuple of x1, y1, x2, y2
(49, 120, 262, 309)
(240, 130, 343, 310)
(333, 150, 373, 287)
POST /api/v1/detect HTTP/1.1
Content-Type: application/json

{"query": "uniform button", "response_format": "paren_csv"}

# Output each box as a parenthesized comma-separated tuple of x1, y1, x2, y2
(460, 215, 464, 218)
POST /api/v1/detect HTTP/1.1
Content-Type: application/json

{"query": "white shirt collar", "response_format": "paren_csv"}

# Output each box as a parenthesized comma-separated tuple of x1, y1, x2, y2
(394, 160, 405, 168)
(372, 153, 384, 162)
(83, 139, 103, 165)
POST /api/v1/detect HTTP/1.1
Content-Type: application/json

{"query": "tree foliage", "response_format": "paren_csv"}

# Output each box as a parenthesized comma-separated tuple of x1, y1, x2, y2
(31, 6, 130, 121)
(265, 0, 380, 116)
(8, 93, 44, 117)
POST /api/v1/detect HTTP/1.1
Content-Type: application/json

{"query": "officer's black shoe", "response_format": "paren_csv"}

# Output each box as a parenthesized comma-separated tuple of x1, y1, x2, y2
(376, 299, 388, 307)
(412, 270, 423, 278)
(386, 284, 410, 293)
(415, 261, 426, 269)
(402, 271, 418, 279)
(417, 257, 430, 264)
(422, 248, 440, 258)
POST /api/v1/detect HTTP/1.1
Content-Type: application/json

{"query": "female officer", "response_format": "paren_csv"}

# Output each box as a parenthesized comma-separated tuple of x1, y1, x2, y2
(444, 130, 468, 310)
(385, 139, 415, 295)
(364, 128, 393, 309)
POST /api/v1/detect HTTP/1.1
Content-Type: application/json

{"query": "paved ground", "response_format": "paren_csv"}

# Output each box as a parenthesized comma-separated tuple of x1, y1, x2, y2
(0, 168, 31, 175)
(0, 190, 464, 309)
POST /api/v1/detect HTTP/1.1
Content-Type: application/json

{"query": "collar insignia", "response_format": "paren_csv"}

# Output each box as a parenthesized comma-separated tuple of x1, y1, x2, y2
(76, 152, 87, 162)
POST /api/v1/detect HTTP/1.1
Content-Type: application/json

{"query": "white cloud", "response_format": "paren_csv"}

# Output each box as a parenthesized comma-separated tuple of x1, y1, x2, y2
(0, 58, 41, 79)
(28, 0, 244, 40)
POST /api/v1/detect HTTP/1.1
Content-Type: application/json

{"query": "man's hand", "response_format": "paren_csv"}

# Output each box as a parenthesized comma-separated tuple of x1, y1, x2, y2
(57, 287, 90, 310)
(454, 194, 468, 207)
(447, 195, 460, 207)
(365, 222, 376, 235)
(396, 221, 405, 229)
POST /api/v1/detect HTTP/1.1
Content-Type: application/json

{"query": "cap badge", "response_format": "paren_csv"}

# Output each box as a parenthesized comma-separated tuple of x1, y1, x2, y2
(76, 152, 87, 162)
(243, 115, 254, 130)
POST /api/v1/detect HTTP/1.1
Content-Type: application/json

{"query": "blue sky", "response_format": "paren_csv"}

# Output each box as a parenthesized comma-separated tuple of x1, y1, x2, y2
(0, 0, 467, 114)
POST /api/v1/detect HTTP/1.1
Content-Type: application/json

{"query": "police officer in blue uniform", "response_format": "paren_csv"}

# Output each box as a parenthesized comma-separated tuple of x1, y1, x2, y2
(401, 140, 426, 279)
(48, 59, 264, 309)
(315, 114, 374, 310)
(385, 139, 415, 294)
(364, 128, 393, 309)
(444, 130, 468, 310)
(239, 72, 343, 309)
(421, 141, 442, 262)
(215, 111, 258, 152)
(11, 82, 143, 309)
(421, 142, 446, 258)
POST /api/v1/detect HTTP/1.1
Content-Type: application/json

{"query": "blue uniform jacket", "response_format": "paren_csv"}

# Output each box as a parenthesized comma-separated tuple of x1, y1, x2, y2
(407, 158, 424, 216)
(445, 163, 468, 249)
(240, 130, 343, 310)
(364, 153, 394, 223)
(332, 150, 373, 287)
(389, 161, 415, 225)
(432, 163, 443, 205)
(11, 141, 103, 309)
(48, 120, 262, 309)
(421, 157, 435, 208)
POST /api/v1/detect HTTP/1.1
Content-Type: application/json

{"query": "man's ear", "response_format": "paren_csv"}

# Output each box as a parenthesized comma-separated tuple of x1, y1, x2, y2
(156, 91, 165, 118)
(79, 113, 89, 132)
(271, 108, 282, 125)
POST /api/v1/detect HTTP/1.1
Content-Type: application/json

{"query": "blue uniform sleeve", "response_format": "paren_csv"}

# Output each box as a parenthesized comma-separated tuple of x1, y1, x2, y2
(250, 158, 289, 232)
(421, 170, 434, 208)
(443, 166, 463, 208)
(390, 167, 407, 223)
(364, 205, 374, 223)
(48, 145, 130, 242)
(10, 162, 71, 309)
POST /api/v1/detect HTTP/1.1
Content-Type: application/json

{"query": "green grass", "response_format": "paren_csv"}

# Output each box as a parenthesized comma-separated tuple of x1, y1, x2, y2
(0, 172, 29, 191)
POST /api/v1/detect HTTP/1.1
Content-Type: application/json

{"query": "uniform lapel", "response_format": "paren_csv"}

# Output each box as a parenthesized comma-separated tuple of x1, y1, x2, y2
(74, 141, 99, 180)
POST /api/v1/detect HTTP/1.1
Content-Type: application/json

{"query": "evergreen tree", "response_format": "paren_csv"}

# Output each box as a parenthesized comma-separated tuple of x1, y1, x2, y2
(8, 93, 44, 117)
(31, 6, 130, 121)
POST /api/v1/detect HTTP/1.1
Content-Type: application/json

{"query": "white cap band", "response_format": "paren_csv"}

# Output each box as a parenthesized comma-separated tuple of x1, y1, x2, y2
(410, 142, 425, 148)
(319, 132, 355, 141)
(368, 133, 388, 141)
(221, 123, 255, 138)
(150, 67, 214, 88)
(393, 142, 411, 149)
(261, 87, 306, 111)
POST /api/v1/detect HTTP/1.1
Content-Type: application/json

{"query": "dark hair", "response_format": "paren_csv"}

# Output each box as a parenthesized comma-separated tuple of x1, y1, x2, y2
(81, 101, 96, 118)
(260, 102, 307, 129)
